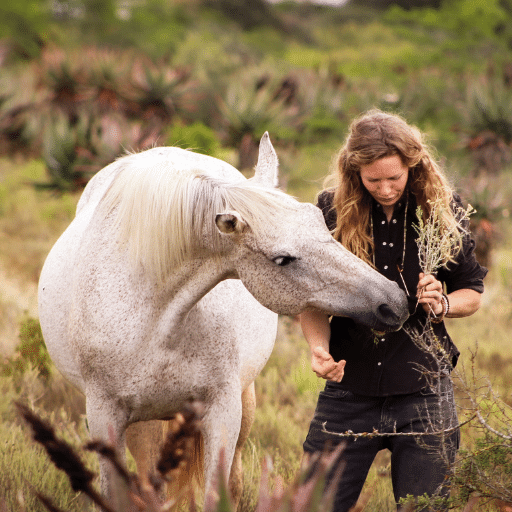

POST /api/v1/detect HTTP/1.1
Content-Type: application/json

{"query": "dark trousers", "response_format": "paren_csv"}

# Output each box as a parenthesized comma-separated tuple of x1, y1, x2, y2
(303, 378, 459, 512)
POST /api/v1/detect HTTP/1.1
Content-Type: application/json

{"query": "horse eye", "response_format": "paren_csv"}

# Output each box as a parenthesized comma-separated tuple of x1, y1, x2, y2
(273, 255, 297, 267)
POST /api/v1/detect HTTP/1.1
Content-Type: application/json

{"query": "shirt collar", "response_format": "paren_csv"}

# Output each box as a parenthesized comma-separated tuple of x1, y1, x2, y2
(372, 188, 409, 217)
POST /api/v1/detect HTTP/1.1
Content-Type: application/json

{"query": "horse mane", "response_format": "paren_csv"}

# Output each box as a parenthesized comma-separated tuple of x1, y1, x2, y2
(100, 152, 294, 284)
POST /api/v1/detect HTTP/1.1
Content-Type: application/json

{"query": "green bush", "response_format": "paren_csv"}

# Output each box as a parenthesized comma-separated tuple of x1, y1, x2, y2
(166, 121, 221, 156)
(1, 316, 51, 382)
(0, 0, 50, 60)
(385, 0, 508, 41)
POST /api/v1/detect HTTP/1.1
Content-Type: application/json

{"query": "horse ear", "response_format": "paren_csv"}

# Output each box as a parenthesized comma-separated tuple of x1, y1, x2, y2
(215, 211, 247, 235)
(253, 131, 278, 188)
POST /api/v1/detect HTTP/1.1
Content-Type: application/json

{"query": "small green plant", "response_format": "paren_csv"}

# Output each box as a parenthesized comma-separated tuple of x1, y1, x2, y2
(166, 121, 221, 156)
(1, 316, 51, 381)
(216, 69, 299, 168)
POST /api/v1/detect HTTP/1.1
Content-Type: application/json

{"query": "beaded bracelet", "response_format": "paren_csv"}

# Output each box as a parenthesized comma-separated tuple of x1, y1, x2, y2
(430, 293, 449, 323)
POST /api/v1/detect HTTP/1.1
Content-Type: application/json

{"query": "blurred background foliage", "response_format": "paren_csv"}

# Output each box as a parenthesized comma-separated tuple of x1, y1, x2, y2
(1, 0, 512, 193)
(0, 0, 511, 257)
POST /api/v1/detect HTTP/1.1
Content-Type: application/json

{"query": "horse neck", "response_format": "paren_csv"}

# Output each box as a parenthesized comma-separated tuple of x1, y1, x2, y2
(153, 256, 233, 336)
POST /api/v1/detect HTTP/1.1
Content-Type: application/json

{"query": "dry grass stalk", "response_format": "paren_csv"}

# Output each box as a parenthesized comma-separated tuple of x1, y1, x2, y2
(32, 491, 66, 512)
(17, 400, 203, 512)
(156, 400, 204, 481)
(15, 401, 116, 512)
(253, 444, 345, 512)
(85, 439, 131, 484)
(17, 399, 391, 512)
(155, 400, 205, 511)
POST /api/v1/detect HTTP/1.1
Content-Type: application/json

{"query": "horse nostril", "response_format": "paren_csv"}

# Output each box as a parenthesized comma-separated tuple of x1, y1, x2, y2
(377, 303, 399, 322)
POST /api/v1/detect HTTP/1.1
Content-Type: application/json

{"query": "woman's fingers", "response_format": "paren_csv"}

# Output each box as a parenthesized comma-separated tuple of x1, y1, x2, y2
(417, 274, 442, 301)
(417, 273, 444, 314)
(311, 347, 345, 381)
(326, 360, 346, 382)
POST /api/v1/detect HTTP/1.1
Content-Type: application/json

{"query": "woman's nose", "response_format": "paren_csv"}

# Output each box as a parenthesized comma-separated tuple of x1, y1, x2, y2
(379, 181, 392, 194)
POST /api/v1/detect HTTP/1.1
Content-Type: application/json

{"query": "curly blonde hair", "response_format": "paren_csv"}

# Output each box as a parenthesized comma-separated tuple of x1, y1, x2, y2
(325, 109, 458, 266)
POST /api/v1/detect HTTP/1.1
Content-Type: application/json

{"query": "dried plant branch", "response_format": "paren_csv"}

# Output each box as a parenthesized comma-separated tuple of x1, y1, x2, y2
(15, 402, 116, 512)
(33, 491, 67, 512)
(156, 400, 204, 479)
(414, 198, 474, 276)
(84, 439, 132, 484)
(320, 415, 475, 439)
(402, 322, 512, 508)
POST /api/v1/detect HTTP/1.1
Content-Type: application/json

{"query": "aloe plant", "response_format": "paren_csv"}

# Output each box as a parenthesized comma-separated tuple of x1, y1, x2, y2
(463, 76, 512, 174)
(41, 112, 135, 190)
(216, 69, 300, 169)
(129, 60, 191, 122)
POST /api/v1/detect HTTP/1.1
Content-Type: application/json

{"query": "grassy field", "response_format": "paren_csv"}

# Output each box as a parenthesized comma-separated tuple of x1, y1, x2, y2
(0, 150, 511, 511)
(1, 1, 512, 509)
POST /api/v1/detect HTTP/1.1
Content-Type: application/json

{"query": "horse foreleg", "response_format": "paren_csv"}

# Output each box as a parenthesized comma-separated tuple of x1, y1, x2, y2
(126, 420, 166, 490)
(202, 391, 242, 506)
(229, 382, 256, 511)
(85, 394, 129, 507)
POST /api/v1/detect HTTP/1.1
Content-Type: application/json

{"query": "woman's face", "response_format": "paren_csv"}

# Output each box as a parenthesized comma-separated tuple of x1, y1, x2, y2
(359, 155, 409, 212)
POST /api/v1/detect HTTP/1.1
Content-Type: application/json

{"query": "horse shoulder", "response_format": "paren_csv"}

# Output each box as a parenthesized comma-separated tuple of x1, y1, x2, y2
(193, 281, 278, 389)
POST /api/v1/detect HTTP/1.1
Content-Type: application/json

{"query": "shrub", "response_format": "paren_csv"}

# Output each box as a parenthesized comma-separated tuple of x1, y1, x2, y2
(1, 316, 51, 382)
(385, 0, 508, 42)
(165, 121, 221, 156)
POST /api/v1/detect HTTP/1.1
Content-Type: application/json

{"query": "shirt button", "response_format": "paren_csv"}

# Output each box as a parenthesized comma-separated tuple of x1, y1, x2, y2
(392, 219, 397, 224)
(381, 220, 386, 225)
(382, 242, 387, 246)
(389, 243, 394, 247)
(383, 265, 388, 270)
(380, 338, 385, 343)
(377, 362, 382, 366)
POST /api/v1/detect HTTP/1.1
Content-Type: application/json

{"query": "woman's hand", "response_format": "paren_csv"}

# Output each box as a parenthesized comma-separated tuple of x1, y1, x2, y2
(417, 272, 444, 316)
(300, 310, 346, 382)
(311, 346, 346, 382)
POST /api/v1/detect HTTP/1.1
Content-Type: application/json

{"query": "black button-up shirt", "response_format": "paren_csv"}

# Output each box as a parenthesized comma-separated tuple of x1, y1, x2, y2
(316, 188, 487, 397)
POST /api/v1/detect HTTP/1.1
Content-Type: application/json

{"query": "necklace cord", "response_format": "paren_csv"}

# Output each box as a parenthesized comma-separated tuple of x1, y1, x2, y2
(371, 190, 409, 295)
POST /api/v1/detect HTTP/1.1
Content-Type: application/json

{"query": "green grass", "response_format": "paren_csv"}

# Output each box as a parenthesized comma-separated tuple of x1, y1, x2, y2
(0, 158, 79, 283)
(1, 139, 511, 510)
(2, 1, 512, 496)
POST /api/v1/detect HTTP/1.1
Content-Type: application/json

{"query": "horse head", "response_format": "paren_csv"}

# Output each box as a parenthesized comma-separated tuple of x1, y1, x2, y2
(215, 133, 409, 332)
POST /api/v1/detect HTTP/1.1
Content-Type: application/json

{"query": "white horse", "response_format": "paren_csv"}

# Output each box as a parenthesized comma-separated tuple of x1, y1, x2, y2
(38, 133, 408, 505)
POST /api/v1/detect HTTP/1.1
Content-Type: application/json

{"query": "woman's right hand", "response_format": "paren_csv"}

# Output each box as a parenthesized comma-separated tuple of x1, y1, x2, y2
(311, 346, 346, 382)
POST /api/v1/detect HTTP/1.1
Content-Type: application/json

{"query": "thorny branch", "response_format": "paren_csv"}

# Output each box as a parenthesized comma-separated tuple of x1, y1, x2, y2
(321, 415, 475, 439)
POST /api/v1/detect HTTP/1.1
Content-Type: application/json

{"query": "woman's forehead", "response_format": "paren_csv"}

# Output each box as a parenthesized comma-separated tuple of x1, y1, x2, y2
(360, 155, 408, 180)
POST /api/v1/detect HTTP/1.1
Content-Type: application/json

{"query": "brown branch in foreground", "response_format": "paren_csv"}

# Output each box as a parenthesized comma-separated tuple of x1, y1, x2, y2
(15, 402, 115, 512)
(321, 414, 476, 439)
(156, 399, 204, 479)
(84, 439, 132, 483)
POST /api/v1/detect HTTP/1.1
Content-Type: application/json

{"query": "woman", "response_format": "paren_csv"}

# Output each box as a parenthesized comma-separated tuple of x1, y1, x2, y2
(301, 110, 487, 511)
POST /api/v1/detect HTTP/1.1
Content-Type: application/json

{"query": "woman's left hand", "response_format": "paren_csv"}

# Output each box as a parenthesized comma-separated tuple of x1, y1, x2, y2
(417, 272, 444, 316)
